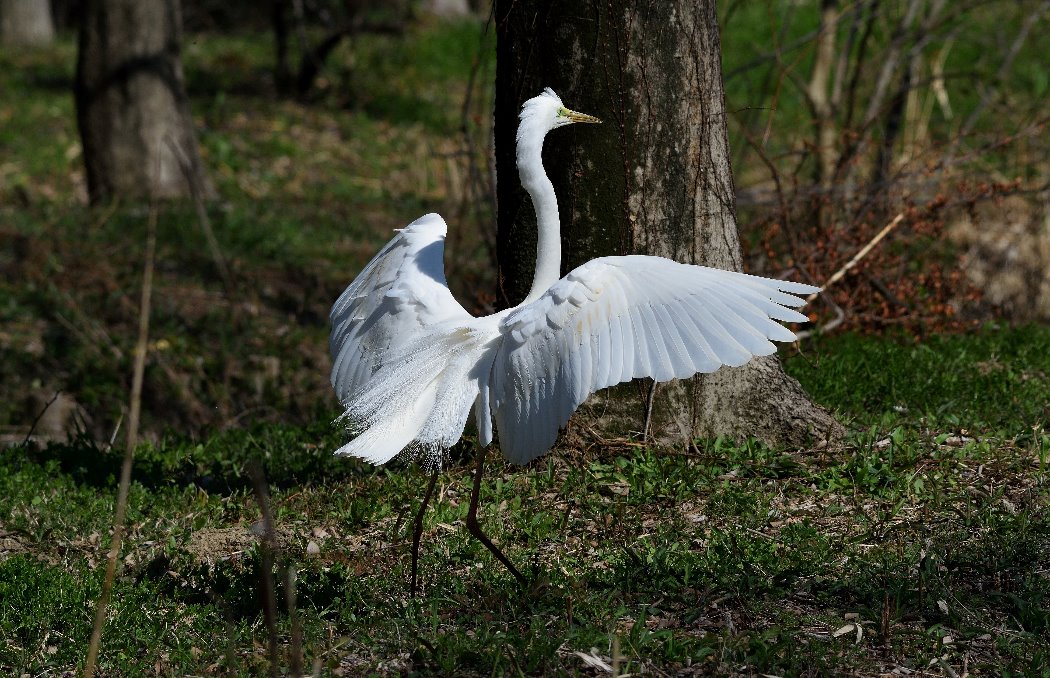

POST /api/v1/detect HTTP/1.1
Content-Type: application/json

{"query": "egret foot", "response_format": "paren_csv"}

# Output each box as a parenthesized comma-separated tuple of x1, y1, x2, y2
(410, 466, 439, 598)
(466, 445, 526, 585)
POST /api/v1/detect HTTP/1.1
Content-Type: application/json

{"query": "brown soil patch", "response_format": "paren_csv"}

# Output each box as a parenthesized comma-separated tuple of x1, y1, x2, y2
(185, 525, 297, 565)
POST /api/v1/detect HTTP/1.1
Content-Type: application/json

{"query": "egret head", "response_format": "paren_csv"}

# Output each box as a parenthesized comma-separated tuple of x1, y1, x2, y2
(519, 88, 601, 134)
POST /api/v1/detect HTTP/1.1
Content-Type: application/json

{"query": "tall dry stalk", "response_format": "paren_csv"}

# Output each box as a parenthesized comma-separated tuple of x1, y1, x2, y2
(84, 203, 157, 677)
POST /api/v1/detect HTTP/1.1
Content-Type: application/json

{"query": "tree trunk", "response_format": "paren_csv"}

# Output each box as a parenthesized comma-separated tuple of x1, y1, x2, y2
(495, 0, 840, 449)
(0, 0, 55, 46)
(75, 0, 213, 204)
(272, 0, 292, 95)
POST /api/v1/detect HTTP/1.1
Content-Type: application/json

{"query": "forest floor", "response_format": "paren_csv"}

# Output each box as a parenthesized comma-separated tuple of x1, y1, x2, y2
(2, 327, 1049, 675)
(2, 18, 1049, 678)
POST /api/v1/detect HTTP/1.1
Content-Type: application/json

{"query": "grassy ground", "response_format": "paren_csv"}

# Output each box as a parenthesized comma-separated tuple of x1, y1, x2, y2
(0, 21, 496, 439)
(2, 15, 1049, 678)
(2, 326, 1048, 675)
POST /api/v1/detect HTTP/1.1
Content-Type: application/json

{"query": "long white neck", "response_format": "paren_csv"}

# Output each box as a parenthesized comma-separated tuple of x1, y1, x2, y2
(516, 119, 561, 305)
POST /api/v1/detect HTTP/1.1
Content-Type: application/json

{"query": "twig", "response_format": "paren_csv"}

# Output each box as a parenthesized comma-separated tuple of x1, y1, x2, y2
(794, 298, 845, 341)
(103, 411, 124, 452)
(21, 392, 59, 447)
(729, 110, 797, 255)
(806, 212, 905, 305)
(84, 202, 157, 677)
(642, 379, 657, 445)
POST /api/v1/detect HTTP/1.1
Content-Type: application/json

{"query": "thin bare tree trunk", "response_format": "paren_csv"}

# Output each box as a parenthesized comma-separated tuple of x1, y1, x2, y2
(495, 0, 840, 448)
(807, 0, 839, 223)
(0, 0, 54, 46)
(75, 0, 213, 204)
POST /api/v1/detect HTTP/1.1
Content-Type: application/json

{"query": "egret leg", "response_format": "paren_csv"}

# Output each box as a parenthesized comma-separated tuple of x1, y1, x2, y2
(466, 445, 526, 585)
(410, 466, 439, 598)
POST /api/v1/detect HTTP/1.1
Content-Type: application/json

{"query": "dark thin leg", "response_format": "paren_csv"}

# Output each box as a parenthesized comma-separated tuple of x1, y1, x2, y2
(411, 466, 439, 598)
(466, 445, 526, 585)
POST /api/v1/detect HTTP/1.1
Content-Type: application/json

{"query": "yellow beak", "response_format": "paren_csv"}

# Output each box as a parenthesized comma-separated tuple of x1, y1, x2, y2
(565, 108, 602, 124)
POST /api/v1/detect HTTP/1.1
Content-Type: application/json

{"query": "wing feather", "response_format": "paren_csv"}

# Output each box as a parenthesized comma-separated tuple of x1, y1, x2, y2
(680, 295, 753, 366)
(628, 304, 653, 379)
(652, 301, 694, 378)
(329, 214, 472, 404)
(594, 306, 613, 389)
(638, 302, 675, 382)
(492, 255, 818, 464)
(700, 294, 776, 357)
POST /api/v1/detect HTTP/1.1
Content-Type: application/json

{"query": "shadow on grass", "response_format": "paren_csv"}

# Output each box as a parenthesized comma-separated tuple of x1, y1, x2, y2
(7, 422, 368, 494)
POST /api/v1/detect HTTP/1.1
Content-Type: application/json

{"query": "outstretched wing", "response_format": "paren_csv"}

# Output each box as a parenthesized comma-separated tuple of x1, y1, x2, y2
(490, 255, 818, 464)
(330, 213, 472, 404)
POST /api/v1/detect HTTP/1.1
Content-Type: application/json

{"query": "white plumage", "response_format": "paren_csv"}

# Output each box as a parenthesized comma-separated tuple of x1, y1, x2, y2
(329, 88, 818, 469)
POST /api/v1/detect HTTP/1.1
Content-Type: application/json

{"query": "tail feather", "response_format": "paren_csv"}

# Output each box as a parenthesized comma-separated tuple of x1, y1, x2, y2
(334, 377, 438, 464)
(333, 423, 417, 465)
(333, 327, 492, 467)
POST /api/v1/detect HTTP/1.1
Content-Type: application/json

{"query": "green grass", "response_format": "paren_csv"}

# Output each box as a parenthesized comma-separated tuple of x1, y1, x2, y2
(2, 327, 1049, 675)
(787, 325, 1050, 432)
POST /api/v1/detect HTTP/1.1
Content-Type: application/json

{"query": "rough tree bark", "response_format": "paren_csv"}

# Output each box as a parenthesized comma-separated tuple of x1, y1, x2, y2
(0, 0, 55, 46)
(495, 0, 841, 448)
(75, 0, 213, 204)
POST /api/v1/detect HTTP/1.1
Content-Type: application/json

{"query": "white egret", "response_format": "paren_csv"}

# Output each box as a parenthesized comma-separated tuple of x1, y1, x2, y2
(330, 88, 818, 590)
